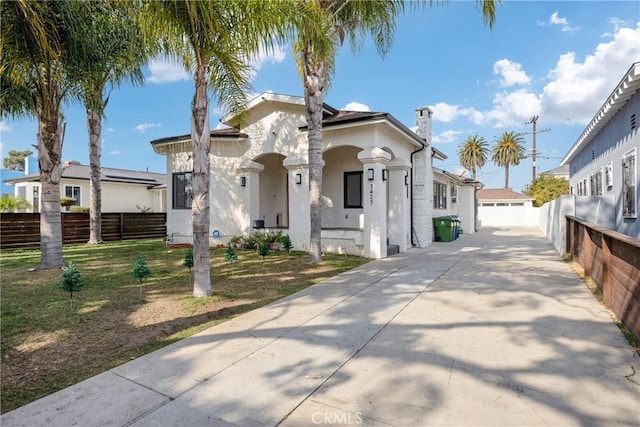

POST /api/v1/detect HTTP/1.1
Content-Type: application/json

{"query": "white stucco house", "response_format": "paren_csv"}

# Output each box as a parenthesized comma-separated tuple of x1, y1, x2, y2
(432, 168, 480, 235)
(151, 92, 477, 259)
(4, 160, 166, 213)
(560, 62, 639, 238)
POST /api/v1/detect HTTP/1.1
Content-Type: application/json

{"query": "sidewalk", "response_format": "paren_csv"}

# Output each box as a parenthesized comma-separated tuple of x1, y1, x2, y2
(2, 227, 639, 426)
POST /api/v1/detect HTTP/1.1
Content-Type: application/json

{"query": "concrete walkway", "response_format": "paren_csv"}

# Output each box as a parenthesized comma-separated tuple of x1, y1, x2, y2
(2, 227, 639, 426)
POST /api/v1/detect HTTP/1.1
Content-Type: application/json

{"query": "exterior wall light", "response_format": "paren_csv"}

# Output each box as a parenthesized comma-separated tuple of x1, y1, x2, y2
(295, 173, 302, 185)
(367, 168, 374, 181)
(240, 176, 246, 187)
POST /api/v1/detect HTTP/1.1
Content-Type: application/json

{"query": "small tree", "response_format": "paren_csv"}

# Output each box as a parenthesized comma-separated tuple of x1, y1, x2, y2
(224, 243, 238, 274)
(183, 247, 194, 272)
(0, 195, 32, 213)
(281, 235, 293, 253)
(258, 242, 270, 262)
(523, 174, 569, 207)
(58, 261, 83, 313)
(133, 253, 151, 296)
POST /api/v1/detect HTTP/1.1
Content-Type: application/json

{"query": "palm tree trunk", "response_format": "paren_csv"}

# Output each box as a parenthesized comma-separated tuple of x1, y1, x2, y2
(504, 163, 509, 189)
(191, 64, 212, 297)
(37, 107, 64, 269)
(87, 108, 102, 244)
(303, 50, 328, 263)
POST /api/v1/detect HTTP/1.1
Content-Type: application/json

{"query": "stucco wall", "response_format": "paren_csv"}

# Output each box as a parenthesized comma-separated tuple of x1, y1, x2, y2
(478, 202, 536, 227)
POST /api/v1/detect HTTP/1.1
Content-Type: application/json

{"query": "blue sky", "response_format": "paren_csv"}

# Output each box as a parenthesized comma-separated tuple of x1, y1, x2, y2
(1, 1, 639, 191)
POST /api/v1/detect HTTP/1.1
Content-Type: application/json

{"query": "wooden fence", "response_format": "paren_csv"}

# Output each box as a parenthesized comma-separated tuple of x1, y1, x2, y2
(0, 213, 166, 250)
(566, 215, 640, 340)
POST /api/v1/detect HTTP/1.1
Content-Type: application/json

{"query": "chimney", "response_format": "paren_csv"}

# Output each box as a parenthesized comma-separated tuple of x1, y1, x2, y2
(415, 107, 433, 145)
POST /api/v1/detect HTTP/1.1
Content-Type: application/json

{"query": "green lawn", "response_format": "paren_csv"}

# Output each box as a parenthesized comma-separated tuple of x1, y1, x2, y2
(0, 239, 368, 413)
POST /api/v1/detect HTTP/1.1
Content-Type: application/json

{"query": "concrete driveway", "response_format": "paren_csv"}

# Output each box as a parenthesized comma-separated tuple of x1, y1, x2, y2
(2, 227, 639, 426)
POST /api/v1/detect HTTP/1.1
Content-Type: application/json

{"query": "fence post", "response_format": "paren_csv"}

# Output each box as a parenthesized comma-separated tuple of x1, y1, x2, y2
(565, 217, 571, 257)
(601, 234, 612, 308)
(583, 225, 592, 278)
(119, 213, 124, 241)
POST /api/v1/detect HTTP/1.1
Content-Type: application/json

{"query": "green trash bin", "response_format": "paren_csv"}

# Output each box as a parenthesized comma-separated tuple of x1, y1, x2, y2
(433, 216, 455, 242)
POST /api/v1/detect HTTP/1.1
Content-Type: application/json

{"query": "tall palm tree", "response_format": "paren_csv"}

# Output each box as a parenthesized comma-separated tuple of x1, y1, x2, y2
(492, 131, 525, 189)
(293, 0, 498, 262)
(457, 134, 489, 180)
(1, 0, 76, 269)
(63, 1, 147, 244)
(140, 0, 294, 297)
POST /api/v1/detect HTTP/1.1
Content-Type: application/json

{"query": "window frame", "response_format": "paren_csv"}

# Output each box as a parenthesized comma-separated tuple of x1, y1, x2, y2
(622, 149, 637, 218)
(590, 168, 603, 196)
(343, 171, 363, 209)
(433, 181, 447, 209)
(172, 172, 193, 210)
(64, 185, 81, 209)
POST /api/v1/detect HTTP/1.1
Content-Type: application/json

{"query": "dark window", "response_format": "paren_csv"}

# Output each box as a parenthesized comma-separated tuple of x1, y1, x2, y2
(344, 172, 363, 208)
(590, 170, 602, 196)
(173, 172, 193, 209)
(64, 185, 81, 210)
(433, 182, 447, 209)
(623, 151, 636, 217)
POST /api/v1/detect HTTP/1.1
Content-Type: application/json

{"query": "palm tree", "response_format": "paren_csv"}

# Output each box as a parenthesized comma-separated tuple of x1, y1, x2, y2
(63, 1, 147, 244)
(293, 0, 498, 262)
(492, 131, 526, 189)
(1, 0, 76, 269)
(140, 0, 294, 297)
(0, 195, 32, 213)
(457, 135, 489, 180)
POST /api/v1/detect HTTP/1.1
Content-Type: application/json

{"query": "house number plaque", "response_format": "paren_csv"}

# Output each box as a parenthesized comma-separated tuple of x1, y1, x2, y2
(370, 183, 374, 205)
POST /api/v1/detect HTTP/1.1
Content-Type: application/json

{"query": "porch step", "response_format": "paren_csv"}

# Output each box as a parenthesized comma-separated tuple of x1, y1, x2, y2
(387, 244, 400, 256)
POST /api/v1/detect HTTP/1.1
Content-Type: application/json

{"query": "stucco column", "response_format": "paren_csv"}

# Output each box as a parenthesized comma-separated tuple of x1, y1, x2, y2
(358, 147, 391, 259)
(387, 159, 411, 252)
(236, 161, 264, 234)
(284, 157, 310, 251)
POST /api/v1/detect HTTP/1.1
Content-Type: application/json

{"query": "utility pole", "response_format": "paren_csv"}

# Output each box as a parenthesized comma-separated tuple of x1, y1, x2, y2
(524, 116, 550, 185)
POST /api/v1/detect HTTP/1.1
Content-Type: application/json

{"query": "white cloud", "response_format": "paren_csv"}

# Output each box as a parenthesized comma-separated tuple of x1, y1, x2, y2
(548, 11, 580, 33)
(430, 102, 460, 122)
(133, 122, 161, 133)
(248, 44, 287, 71)
(540, 22, 640, 124)
(434, 23, 640, 129)
(109, 150, 121, 155)
(146, 56, 190, 84)
(342, 102, 370, 111)
(0, 121, 11, 132)
(106, 127, 114, 133)
(493, 59, 531, 87)
(432, 129, 464, 144)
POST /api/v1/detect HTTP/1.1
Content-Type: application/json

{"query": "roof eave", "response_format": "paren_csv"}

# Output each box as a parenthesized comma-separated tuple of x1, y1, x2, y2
(561, 61, 640, 166)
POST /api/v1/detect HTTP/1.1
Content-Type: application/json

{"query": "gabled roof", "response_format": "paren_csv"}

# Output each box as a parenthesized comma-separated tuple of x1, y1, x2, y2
(151, 128, 249, 154)
(220, 92, 339, 126)
(308, 110, 427, 149)
(477, 188, 534, 201)
(4, 162, 166, 188)
(561, 62, 640, 166)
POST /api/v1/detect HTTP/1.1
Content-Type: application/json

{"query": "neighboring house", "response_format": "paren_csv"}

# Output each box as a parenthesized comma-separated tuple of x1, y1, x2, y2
(151, 92, 475, 259)
(4, 160, 166, 213)
(0, 156, 38, 197)
(560, 62, 639, 238)
(432, 168, 480, 235)
(540, 164, 569, 180)
(477, 188, 536, 227)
